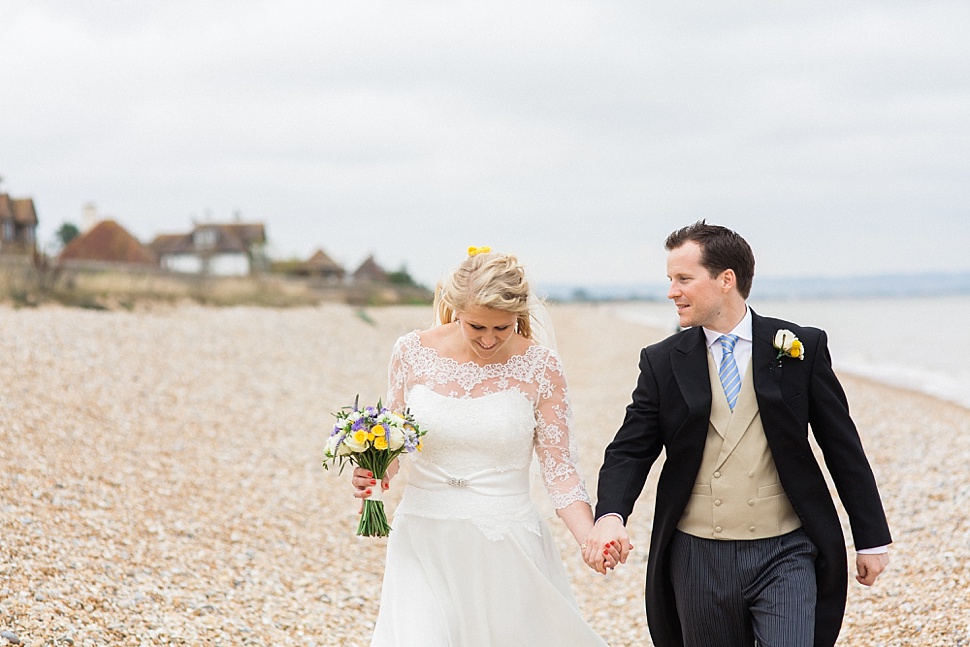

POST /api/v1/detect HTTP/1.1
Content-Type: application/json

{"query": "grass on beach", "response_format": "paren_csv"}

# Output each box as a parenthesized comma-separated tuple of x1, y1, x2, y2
(0, 262, 432, 311)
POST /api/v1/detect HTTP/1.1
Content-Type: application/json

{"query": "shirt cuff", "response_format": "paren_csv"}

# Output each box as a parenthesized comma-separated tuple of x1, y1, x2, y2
(594, 512, 625, 525)
(857, 545, 889, 555)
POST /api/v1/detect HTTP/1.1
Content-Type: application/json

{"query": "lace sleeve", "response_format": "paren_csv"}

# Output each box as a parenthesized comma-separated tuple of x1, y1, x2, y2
(533, 349, 591, 509)
(386, 336, 409, 413)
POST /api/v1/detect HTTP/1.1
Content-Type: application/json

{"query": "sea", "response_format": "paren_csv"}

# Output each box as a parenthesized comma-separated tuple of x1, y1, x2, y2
(609, 295, 970, 411)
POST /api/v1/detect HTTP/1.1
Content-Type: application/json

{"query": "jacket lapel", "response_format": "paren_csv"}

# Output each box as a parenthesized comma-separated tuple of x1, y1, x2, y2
(671, 327, 712, 438)
(706, 351, 731, 438)
(751, 311, 799, 431)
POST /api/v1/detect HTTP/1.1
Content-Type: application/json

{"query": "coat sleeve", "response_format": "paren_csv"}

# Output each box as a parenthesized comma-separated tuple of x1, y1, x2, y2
(806, 329, 892, 550)
(595, 347, 666, 523)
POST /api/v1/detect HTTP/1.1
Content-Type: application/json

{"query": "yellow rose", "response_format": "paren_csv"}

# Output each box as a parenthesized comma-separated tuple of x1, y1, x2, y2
(343, 431, 368, 453)
(374, 435, 389, 450)
(372, 424, 385, 436)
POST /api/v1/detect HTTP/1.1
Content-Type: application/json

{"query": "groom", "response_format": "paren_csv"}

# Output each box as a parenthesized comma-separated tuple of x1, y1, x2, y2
(584, 221, 891, 647)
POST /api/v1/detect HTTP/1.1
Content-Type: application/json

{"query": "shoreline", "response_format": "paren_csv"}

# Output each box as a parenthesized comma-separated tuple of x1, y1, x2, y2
(0, 303, 966, 645)
(602, 299, 970, 414)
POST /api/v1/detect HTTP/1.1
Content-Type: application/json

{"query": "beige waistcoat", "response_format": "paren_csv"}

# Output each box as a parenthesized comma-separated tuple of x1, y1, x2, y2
(677, 352, 801, 540)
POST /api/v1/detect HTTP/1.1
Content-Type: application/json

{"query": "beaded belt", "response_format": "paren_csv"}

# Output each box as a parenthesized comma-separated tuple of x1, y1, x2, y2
(408, 461, 530, 497)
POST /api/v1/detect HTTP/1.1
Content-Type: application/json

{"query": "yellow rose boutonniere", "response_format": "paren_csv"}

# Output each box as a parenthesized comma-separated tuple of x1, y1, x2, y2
(773, 329, 805, 361)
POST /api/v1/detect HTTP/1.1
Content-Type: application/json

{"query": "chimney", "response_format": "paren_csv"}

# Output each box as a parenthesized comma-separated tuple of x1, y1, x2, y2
(81, 202, 99, 232)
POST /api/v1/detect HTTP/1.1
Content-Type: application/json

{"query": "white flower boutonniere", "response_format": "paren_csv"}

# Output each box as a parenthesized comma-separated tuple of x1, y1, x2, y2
(773, 329, 805, 361)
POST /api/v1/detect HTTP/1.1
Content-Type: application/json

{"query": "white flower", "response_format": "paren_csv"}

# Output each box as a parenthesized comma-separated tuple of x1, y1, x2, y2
(773, 329, 805, 360)
(387, 425, 406, 451)
(326, 433, 355, 456)
(773, 329, 796, 351)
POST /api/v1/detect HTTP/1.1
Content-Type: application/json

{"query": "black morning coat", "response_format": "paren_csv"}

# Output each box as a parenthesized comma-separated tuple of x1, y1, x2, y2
(595, 310, 892, 647)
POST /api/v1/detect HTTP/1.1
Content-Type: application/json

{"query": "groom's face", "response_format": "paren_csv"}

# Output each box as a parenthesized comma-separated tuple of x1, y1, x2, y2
(666, 241, 730, 329)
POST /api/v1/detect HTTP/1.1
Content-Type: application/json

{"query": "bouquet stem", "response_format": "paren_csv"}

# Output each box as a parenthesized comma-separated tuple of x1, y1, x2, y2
(358, 498, 391, 537)
(356, 453, 394, 537)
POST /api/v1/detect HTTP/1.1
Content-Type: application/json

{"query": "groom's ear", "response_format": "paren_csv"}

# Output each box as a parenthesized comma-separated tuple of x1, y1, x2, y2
(719, 268, 737, 292)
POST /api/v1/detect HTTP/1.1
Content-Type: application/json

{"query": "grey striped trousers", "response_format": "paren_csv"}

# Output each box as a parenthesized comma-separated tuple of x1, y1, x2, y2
(668, 529, 818, 647)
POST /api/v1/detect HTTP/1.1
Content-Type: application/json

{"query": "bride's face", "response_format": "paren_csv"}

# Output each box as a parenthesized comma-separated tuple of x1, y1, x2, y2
(456, 305, 518, 362)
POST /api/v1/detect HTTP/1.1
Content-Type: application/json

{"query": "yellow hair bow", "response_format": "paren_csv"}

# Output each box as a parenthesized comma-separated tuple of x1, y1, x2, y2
(467, 246, 492, 257)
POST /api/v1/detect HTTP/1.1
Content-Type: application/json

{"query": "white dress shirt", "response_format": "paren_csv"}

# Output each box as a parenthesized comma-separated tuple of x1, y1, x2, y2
(703, 307, 753, 381)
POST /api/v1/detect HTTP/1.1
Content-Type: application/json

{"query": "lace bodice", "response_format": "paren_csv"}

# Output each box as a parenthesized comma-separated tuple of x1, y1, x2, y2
(386, 331, 591, 511)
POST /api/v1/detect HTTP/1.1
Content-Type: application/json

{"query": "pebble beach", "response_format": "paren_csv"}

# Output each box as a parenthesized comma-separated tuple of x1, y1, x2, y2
(1, 303, 967, 646)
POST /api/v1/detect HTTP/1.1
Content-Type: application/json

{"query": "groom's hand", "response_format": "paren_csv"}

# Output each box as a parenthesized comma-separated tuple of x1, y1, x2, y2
(583, 515, 633, 573)
(855, 552, 889, 586)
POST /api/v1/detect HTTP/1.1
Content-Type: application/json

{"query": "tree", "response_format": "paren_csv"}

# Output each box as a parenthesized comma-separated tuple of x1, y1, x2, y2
(386, 264, 419, 286)
(56, 222, 81, 247)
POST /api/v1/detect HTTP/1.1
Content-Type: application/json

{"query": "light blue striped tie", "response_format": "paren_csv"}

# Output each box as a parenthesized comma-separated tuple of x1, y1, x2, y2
(717, 334, 741, 411)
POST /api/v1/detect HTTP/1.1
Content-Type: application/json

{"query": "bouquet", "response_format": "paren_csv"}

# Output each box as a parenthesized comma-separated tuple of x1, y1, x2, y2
(323, 397, 426, 537)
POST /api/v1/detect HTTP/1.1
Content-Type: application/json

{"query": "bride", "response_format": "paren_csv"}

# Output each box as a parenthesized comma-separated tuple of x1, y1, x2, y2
(350, 247, 616, 646)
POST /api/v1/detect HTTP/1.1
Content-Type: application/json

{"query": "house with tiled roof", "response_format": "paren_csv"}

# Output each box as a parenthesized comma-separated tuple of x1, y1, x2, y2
(59, 220, 156, 266)
(0, 192, 38, 257)
(148, 222, 268, 276)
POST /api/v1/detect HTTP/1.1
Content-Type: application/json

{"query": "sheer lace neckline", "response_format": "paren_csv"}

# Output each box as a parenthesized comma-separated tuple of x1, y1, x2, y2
(409, 330, 546, 371)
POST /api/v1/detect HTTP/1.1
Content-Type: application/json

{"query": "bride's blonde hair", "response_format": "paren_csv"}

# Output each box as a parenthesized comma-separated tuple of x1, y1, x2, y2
(434, 250, 533, 339)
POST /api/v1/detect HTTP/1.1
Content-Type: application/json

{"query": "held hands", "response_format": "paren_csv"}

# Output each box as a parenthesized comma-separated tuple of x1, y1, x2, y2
(582, 515, 633, 575)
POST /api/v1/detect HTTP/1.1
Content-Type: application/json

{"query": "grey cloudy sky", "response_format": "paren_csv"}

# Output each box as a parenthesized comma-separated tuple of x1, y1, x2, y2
(2, 1, 968, 290)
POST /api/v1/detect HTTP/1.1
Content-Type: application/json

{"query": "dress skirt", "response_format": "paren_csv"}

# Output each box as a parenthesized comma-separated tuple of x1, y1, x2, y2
(370, 512, 608, 646)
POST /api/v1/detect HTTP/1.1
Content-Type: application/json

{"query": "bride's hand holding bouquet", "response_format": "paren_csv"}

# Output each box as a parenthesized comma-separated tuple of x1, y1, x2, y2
(322, 397, 426, 537)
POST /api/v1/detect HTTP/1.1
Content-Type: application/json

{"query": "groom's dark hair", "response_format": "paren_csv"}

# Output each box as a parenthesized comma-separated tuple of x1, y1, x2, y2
(665, 220, 755, 299)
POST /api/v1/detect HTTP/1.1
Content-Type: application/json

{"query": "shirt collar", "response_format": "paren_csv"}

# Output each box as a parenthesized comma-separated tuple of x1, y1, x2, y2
(703, 306, 752, 350)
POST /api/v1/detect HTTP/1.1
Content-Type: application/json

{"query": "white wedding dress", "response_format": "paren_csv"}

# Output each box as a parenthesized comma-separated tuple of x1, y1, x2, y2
(370, 331, 608, 647)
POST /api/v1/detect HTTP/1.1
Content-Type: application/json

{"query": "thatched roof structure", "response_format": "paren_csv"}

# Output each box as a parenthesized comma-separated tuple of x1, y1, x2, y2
(301, 249, 345, 276)
(352, 255, 388, 283)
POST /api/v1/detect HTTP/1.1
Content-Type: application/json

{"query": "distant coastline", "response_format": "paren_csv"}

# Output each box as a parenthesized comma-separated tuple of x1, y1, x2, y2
(540, 270, 970, 302)
(605, 294, 970, 411)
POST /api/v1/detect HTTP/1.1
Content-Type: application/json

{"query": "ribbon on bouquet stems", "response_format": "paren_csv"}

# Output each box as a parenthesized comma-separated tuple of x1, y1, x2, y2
(359, 481, 389, 537)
